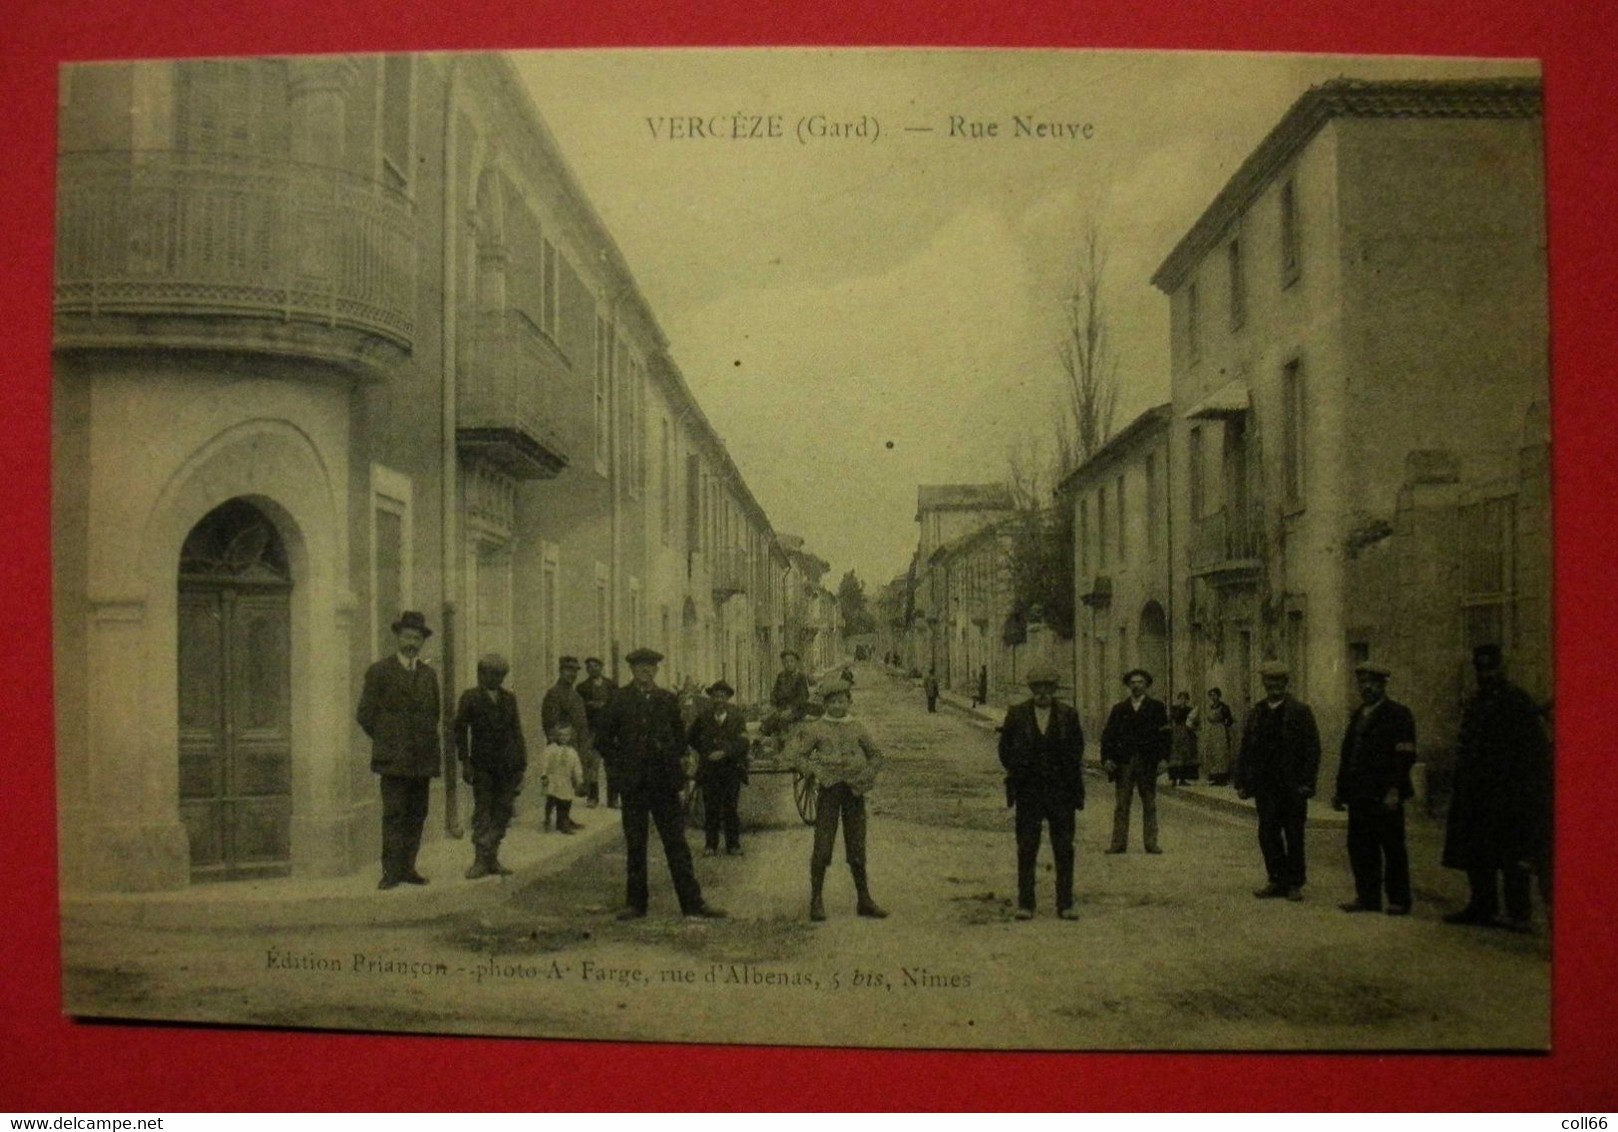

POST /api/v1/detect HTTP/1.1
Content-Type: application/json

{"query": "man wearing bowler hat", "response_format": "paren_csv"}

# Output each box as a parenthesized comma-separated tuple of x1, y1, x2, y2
(1101, 668, 1170, 854)
(1235, 660, 1322, 901)
(1333, 662, 1418, 915)
(594, 647, 725, 920)
(357, 611, 443, 889)
(998, 668, 1086, 919)
(689, 679, 751, 857)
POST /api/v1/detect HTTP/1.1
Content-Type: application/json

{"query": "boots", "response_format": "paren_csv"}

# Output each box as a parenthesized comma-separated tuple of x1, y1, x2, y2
(490, 851, 513, 876)
(852, 864, 889, 919)
(809, 864, 827, 922)
(464, 849, 494, 880)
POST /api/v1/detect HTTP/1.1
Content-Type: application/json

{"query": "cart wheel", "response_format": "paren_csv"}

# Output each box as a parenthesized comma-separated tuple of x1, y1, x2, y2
(684, 781, 705, 831)
(793, 769, 818, 825)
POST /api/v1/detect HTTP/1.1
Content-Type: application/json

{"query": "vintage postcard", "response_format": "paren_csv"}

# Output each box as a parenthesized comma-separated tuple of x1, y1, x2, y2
(53, 47, 1550, 1050)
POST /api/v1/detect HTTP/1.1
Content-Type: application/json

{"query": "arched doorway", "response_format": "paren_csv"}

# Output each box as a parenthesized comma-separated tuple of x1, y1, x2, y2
(176, 498, 293, 882)
(1139, 600, 1169, 689)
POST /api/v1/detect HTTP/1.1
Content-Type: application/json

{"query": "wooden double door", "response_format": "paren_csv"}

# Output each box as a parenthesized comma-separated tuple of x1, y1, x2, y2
(177, 499, 294, 882)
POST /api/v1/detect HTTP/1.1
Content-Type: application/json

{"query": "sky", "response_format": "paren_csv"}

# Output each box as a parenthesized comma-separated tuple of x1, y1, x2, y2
(515, 49, 1536, 589)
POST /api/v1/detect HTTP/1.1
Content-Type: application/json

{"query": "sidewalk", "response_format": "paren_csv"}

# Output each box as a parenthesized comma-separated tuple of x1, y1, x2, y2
(61, 808, 623, 931)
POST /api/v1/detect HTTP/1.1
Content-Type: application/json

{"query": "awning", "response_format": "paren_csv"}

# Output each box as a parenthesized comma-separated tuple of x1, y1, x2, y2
(1183, 380, 1251, 420)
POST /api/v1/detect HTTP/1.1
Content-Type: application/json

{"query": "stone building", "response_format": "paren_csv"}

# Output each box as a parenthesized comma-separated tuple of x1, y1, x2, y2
(52, 53, 829, 892)
(909, 483, 1016, 680)
(1151, 77, 1549, 789)
(1057, 405, 1173, 735)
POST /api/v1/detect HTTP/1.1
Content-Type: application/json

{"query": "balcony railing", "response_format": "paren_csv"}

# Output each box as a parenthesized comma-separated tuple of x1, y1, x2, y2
(55, 149, 416, 358)
(458, 309, 569, 480)
(711, 547, 751, 599)
(1189, 504, 1264, 582)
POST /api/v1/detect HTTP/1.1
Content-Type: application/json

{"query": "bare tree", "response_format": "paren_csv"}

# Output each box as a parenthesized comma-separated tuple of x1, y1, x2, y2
(1055, 221, 1119, 474)
(1004, 433, 1050, 513)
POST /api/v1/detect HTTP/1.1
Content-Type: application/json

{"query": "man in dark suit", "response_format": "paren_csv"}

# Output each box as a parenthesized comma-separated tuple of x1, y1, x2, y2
(1441, 644, 1550, 932)
(999, 668, 1085, 920)
(771, 649, 811, 725)
(541, 655, 591, 813)
(689, 680, 751, 857)
(1235, 660, 1322, 902)
(356, 611, 442, 890)
(1333, 662, 1418, 915)
(579, 656, 617, 808)
(452, 653, 527, 880)
(594, 647, 725, 921)
(1101, 668, 1170, 854)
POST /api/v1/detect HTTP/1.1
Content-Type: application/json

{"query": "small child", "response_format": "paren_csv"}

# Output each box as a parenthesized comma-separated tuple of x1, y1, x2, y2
(784, 677, 887, 922)
(541, 721, 587, 834)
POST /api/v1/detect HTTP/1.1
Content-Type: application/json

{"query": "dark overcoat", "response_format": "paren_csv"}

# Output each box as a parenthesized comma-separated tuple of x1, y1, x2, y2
(1100, 696, 1171, 767)
(594, 683, 688, 798)
(688, 708, 750, 784)
(452, 686, 527, 772)
(541, 681, 591, 750)
(1234, 695, 1322, 797)
(1334, 698, 1417, 804)
(998, 699, 1086, 811)
(771, 671, 811, 719)
(356, 657, 442, 777)
(1442, 679, 1550, 870)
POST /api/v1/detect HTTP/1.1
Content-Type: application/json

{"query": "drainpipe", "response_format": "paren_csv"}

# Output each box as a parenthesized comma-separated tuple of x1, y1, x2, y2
(1165, 431, 1176, 698)
(603, 256, 628, 681)
(440, 56, 464, 838)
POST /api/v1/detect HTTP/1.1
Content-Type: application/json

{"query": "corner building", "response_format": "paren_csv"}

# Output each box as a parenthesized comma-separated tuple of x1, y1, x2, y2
(53, 54, 824, 892)
(1153, 78, 1549, 791)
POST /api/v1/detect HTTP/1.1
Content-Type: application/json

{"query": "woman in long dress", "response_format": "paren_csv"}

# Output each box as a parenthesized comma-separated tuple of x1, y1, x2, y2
(1167, 692, 1200, 785)
(1200, 687, 1236, 786)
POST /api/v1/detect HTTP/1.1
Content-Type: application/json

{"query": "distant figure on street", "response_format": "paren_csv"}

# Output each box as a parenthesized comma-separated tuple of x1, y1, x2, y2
(1441, 645, 1550, 932)
(541, 719, 586, 834)
(540, 656, 591, 815)
(1101, 668, 1170, 854)
(1166, 692, 1200, 786)
(923, 667, 940, 713)
(356, 611, 442, 890)
(771, 649, 811, 729)
(451, 652, 527, 879)
(594, 647, 725, 921)
(689, 680, 751, 857)
(786, 677, 887, 922)
(1332, 662, 1417, 916)
(578, 657, 617, 808)
(1235, 660, 1322, 902)
(998, 668, 1085, 920)
(973, 664, 989, 709)
(1200, 687, 1236, 786)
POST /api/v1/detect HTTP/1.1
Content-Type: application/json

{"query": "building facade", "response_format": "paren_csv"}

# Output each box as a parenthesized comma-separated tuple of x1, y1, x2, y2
(52, 53, 832, 892)
(1058, 406, 1174, 736)
(1152, 77, 1549, 790)
(908, 484, 1016, 682)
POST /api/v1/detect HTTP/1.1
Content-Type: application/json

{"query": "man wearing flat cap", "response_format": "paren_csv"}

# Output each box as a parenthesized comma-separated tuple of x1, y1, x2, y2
(1101, 668, 1170, 854)
(452, 653, 527, 880)
(579, 657, 617, 808)
(771, 649, 811, 728)
(1441, 644, 1550, 931)
(594, 647, 724, 919)
(689, 680, 751, 857)
(1235, 660, 1321, 901)
(356, 611, 442, 889)
(1333, 662, 1417, 915)
(998, 668, 1085, 919)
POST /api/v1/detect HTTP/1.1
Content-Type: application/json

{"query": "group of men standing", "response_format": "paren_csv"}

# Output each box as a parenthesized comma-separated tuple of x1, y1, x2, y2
(997, 646, 1550, 929)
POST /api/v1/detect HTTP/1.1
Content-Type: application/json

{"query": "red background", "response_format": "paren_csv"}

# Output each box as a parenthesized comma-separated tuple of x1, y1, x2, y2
(4, 0, 1615, 1112)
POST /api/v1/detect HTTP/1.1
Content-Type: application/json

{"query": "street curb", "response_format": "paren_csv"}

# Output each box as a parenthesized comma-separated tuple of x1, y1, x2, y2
(61, 817, 623, 931)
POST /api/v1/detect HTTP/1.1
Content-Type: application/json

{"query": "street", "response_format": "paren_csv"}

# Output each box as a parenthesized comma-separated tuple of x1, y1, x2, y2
(62, 663, 1550, 1050)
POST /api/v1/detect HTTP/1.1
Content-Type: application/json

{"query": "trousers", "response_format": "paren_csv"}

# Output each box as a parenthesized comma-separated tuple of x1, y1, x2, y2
(811, 783, 868, 870)
(1109, 757, 1159, 851)
(620, 788, 704, 913)
(702, 773, 743, 851)
(1255, 789, 1308, 887)
(379, 774, 431, 881)
(468, 765, 521, 854)
(1466, 865, 1533, 921)
(1015, 799, 1076, 910)
(1346, 800, 1410, 909)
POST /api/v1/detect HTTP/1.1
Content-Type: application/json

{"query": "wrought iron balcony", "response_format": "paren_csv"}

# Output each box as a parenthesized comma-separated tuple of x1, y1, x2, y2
(54, 149, 416, 368)
(458, 309, 570, 480)
(711, 547, 751, 599)
(1189, 504, 1264, 585)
